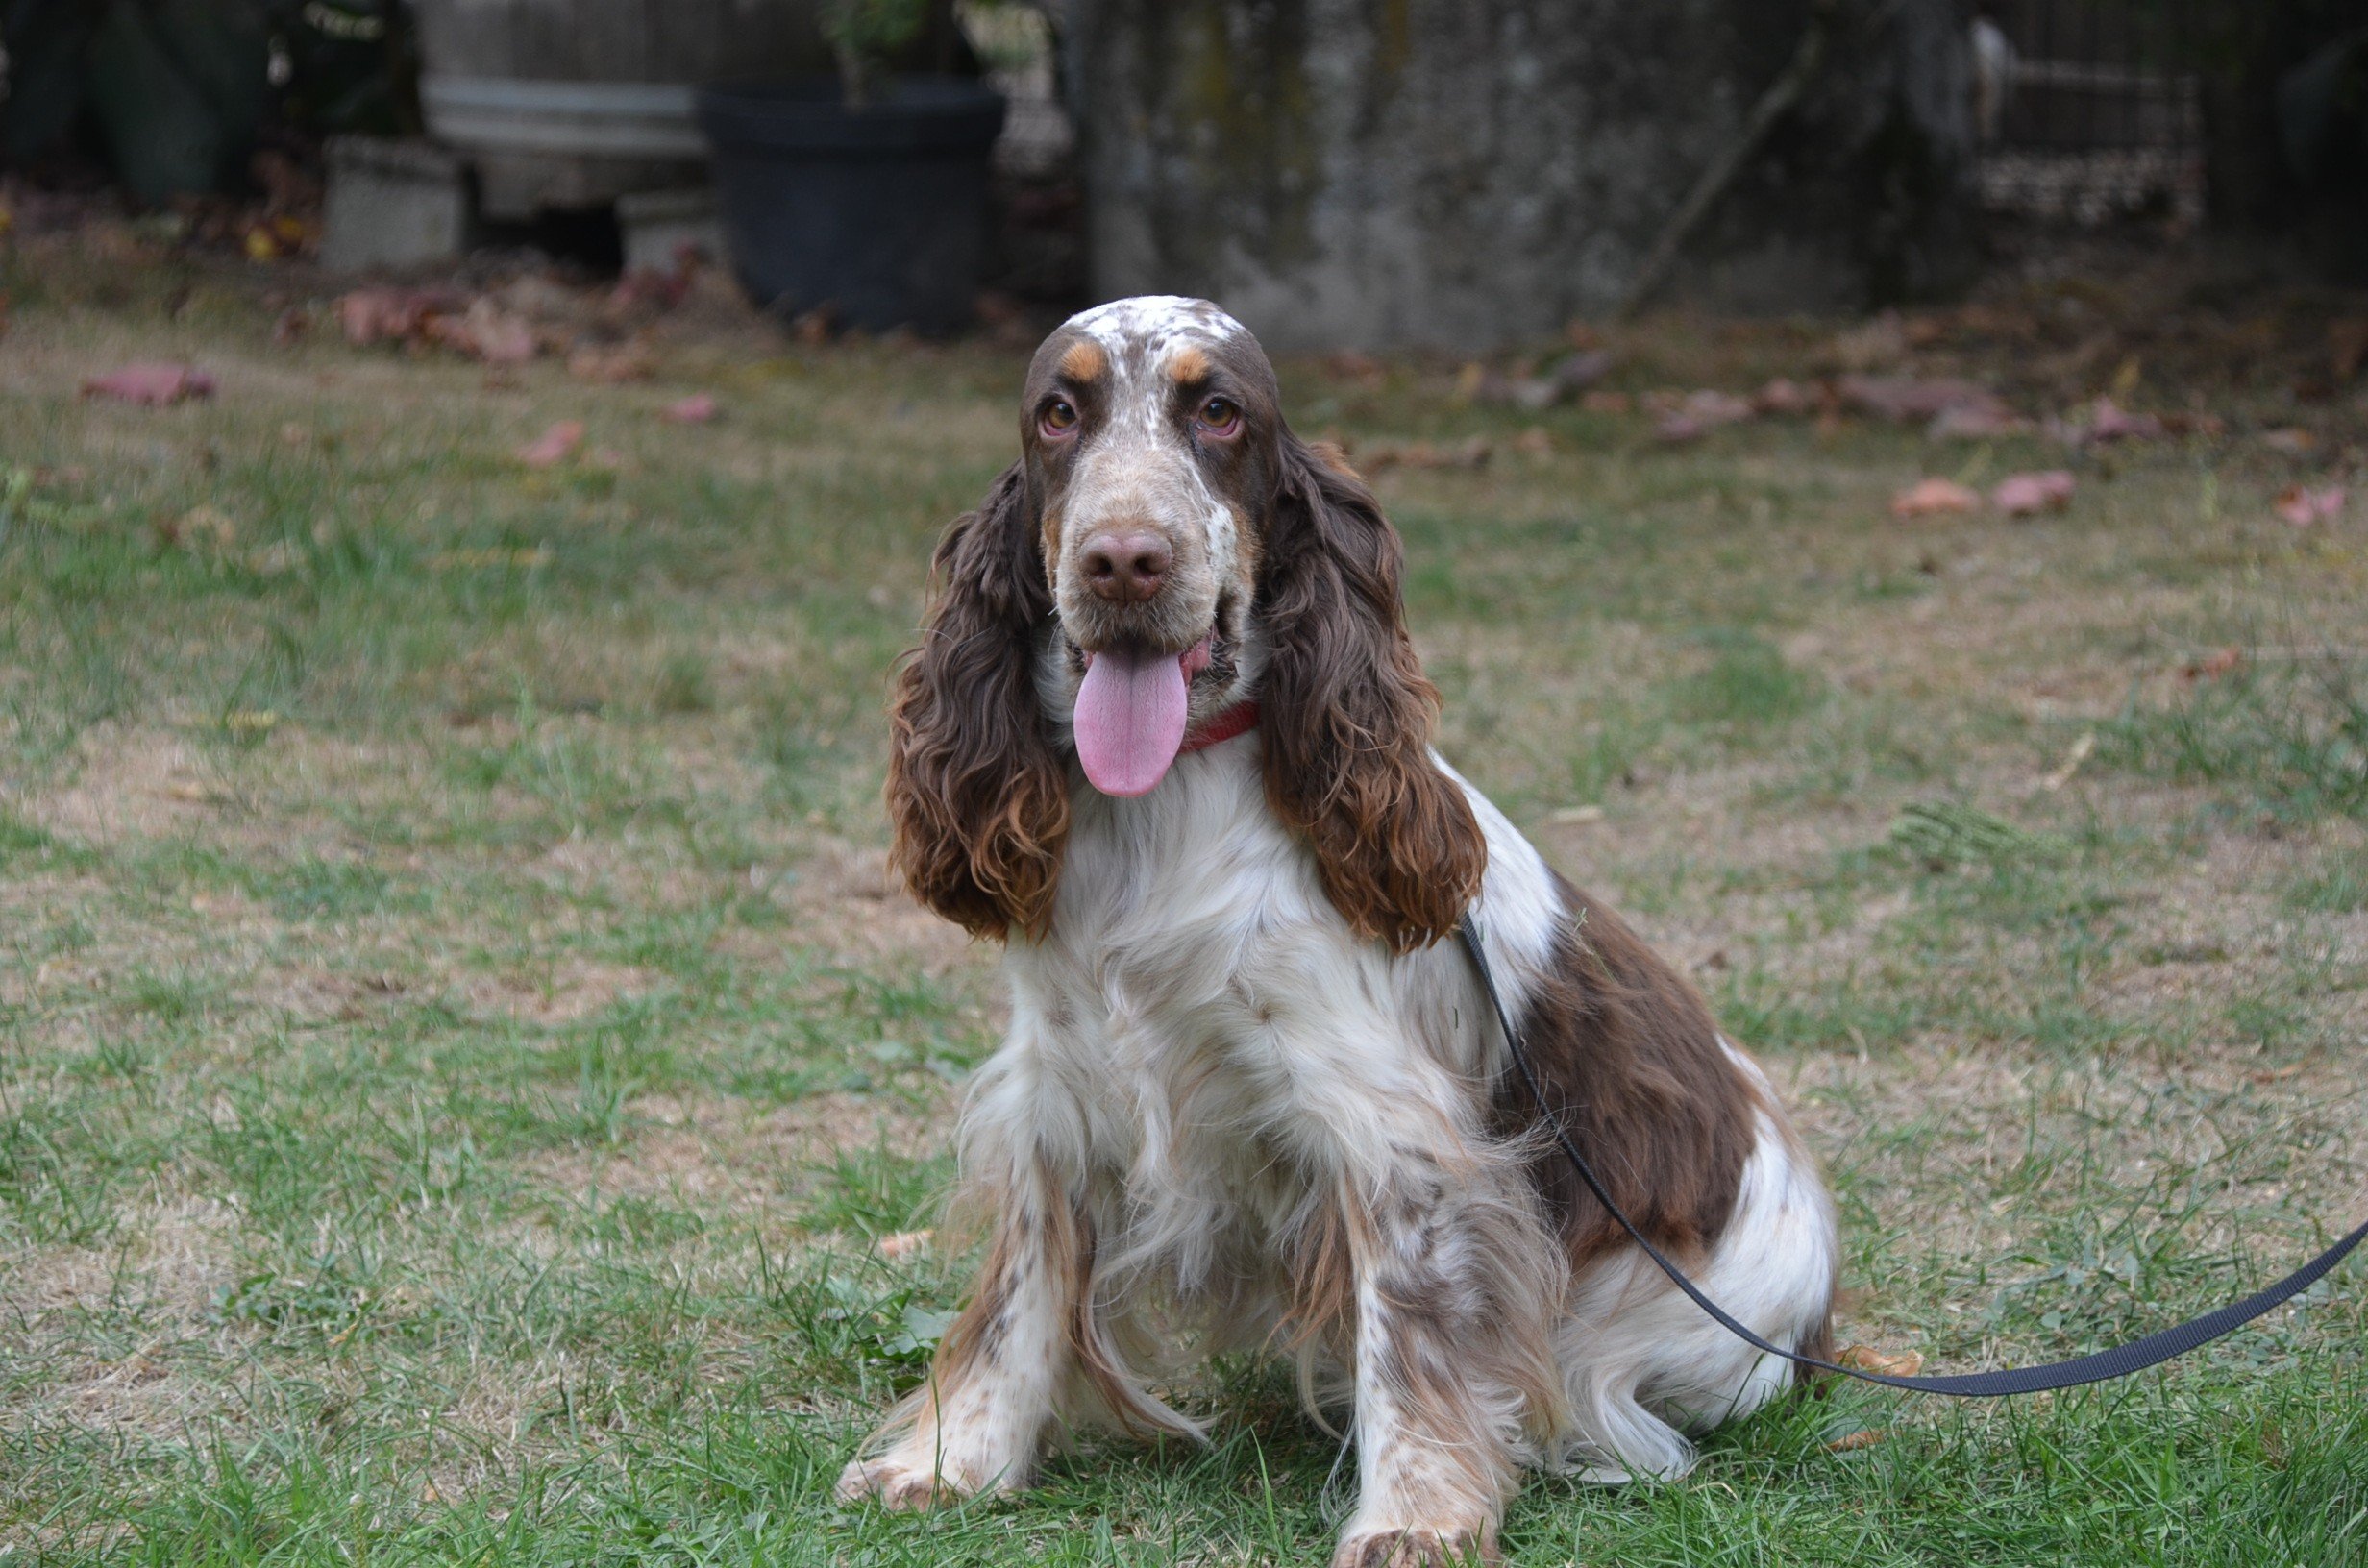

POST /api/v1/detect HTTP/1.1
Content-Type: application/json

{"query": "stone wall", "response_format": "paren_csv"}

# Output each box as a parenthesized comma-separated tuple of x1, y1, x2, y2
(1069, 0, 1979, 350)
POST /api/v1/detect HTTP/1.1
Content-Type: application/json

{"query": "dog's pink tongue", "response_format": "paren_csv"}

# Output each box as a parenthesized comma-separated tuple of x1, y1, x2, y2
(1074, 645, 1191, 797)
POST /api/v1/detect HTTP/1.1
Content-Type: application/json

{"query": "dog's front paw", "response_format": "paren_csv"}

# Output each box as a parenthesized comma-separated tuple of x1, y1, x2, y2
(1331, 1525, 1499, 1568)
(835, 1454, 974, 1511)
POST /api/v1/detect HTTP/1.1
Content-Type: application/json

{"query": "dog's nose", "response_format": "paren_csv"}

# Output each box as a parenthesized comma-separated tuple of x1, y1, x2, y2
(1081, 530, 1172, 603)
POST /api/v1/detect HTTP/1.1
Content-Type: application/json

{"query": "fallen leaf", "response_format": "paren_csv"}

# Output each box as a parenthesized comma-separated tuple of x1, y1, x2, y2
(1838, 1344, 1925, 1377)
(1549, 804, 1605, 825)
(432, 298, 538, 364)
(1579, 389, 1632, 415)
(2331, 317, 2368, 382)
(1681, 388, 1755, 426)
(877, 1230, 933, 1261)
(1838, 374, 2007, 427)
(1928, 403, 2031, 440)
(2182, 647, 2243, 682)
(1990, 470, 2076, 515)
(81, 363, 216, 405)
(1824, 1428, 1891, 1453)
(791, 306, 837, 346)
(568, 340, 654, 383)
(221, 708, 279, 736)
(157, 504, 239, 550)
(2158, 409, 2226, 439)
(659, 393, 718, 424)
(1533, 349, 1617, 403)
(2082, 396, 2162, 443)
(1890, 478, 1982, 517)
(515, 421, 585, 468)
(1829, 311, 1907, 372)
(335, 286, 464, 347)
(1511, 426, 1553, 456)
(2274, 485, 2345, 527)
(2259, 427, 2316, 455)
(1752, 377, 1816, 417)
(1325, 349, 1384, 383)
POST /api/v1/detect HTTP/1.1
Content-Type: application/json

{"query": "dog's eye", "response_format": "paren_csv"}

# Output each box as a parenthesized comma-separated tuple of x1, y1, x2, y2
(1197, 397, 1239, 432)
(1042, 399, 1078, 434)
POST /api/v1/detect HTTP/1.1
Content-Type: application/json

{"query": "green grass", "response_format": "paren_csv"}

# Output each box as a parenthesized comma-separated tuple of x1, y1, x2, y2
(2, 242, 2365, 1564)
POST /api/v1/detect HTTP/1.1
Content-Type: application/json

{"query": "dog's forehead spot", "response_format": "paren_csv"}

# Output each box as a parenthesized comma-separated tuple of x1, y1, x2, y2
(1049, 300, 1260, 441)
(1064, 296, 1246, 356)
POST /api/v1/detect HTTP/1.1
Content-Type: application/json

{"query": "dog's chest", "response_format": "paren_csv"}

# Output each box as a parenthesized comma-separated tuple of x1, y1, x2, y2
(1020, 746, 1370, 1224)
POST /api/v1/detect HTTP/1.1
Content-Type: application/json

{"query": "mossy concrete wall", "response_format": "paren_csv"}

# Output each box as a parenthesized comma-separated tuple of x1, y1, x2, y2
(1070, 0, 1978, 349)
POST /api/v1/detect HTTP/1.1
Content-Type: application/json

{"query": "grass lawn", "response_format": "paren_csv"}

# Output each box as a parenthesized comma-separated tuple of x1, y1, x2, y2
(3, 237, 2365, 1565)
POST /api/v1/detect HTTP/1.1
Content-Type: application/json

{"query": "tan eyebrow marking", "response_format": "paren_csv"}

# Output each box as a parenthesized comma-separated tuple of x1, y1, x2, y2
(1058, 340, 1106, 381)
(1166, 344, 1211, 384)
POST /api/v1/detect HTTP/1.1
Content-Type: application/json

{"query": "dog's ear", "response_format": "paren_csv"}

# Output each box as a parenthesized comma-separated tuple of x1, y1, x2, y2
(885, 462, 1069, 940)
(1257, 436, 1486, 951)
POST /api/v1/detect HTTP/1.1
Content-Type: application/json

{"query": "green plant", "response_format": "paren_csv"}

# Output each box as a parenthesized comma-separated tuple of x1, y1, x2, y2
(820, 0, 929, 109)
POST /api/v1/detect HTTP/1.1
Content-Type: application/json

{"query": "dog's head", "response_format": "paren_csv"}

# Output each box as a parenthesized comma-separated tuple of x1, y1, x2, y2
(887, 297, 1484, 947)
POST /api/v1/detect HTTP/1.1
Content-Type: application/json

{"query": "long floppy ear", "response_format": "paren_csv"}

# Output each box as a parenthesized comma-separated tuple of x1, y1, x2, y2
(1259, 435, 1487, 952)
(885, 462, 1069, 940)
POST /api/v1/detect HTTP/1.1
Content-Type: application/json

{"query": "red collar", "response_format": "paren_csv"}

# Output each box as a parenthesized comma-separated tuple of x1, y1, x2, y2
(1179, 700, 1260, 753)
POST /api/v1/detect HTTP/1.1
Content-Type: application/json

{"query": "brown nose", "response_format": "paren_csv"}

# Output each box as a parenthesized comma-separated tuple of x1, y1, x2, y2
(1081, 530, 1172, 603)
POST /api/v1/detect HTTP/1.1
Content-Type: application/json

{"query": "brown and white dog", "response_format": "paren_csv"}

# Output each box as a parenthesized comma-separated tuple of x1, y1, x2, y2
(843, 297, 1838, 1565)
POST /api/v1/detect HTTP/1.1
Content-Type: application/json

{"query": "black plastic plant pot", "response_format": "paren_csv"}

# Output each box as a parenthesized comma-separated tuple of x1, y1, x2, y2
(696, 76, 1006, 334)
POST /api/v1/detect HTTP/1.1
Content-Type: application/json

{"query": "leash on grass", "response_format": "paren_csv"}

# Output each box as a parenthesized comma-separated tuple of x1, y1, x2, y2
(1457, 914, 2368, 1395)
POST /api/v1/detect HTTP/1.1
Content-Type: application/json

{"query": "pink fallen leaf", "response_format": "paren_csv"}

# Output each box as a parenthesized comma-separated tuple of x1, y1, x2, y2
(514, 420, 585, 468)
(1752, 377, 1815, 417)
(1928, 403, 2031, 440)
(1680, 388, 1756, 427)
(335, 286, 464, 348)
(2275, 485, 2345, 527)
(81, 362, 215, 405)
(1990, 470, 2076, 516)
(2083, 396, 2162, 443)
(659, 393, 717, 424)
(432, 298, 538, 364)
(1890, 478, 1982, 517)
(1838, 374, 2008, 426)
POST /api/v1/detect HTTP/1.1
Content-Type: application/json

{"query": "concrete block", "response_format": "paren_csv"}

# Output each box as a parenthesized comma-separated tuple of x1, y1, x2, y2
(616, 186, 724, 274)
(321, 136, 469, 272)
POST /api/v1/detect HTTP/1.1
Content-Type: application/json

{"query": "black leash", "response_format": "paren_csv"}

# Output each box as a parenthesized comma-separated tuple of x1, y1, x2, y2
(1457, 914, 2368, 1395)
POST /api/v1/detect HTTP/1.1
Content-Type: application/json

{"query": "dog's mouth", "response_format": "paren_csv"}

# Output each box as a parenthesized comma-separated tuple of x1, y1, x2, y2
(1068, 596, 1241, 798)
(1071, 634, 1213, 798)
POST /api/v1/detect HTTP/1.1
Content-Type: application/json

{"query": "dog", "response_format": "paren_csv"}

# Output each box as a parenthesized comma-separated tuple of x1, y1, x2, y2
(841, 296, 1838, 1565)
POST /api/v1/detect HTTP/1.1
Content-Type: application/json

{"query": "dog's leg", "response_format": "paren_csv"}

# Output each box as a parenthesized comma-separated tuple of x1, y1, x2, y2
(1326, 1163, 1556, 1568)
(835, 1161, 1086, 1509)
